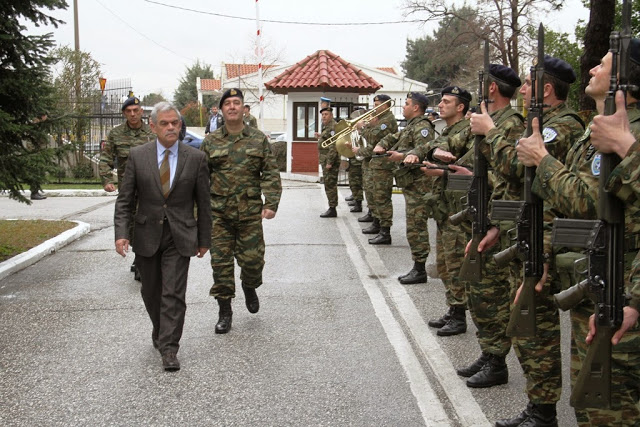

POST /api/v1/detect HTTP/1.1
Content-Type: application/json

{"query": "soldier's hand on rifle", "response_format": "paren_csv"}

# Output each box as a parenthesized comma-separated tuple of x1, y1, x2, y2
(516, 117, 548, 167)
(466, 226, 500, 255)
(470, 101, 495, 136)
(432, 147, 457, 163)
(586, 306, 639, 346)
(420, 161, 444, 177)
(513, 263, 549, 304)
(404, 154, 420, 164)
(447, 164, 472, 175)
(387, 150, 405, 162)
(373, 145, 386, 154)
(352, 146, 360, 154)
(591, 90, 636, 158)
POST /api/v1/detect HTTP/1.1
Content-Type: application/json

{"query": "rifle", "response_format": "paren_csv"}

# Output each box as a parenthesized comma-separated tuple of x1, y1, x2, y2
(489, 24, 546, 337)
(552, 0, 631, 408)
(451, 40, 491, 281)
(399, 162, 453, 171)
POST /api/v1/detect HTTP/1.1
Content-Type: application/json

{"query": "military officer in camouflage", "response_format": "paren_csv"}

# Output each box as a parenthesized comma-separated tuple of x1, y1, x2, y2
(404, 85, 473, 336)
(345, 109, 364, 213)
(200, 88, 282, 335)
(517, 44, 640, 426)
(472, 56, 585, 427)
(353, 95, 398, 244)
(373, 92, 435, 283)
(243, 104, 258, 128)
(318, 107, 340, 217)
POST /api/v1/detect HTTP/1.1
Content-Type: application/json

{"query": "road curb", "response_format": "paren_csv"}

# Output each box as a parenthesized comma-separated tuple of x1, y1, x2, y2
(0, 220, 91, 281)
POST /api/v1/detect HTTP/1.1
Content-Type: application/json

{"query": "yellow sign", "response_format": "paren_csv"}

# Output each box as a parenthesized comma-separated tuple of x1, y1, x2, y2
(99, 77, 107, 95)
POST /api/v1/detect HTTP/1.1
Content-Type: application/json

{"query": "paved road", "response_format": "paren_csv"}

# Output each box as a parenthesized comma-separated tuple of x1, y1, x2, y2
(0, 182, 577, 426)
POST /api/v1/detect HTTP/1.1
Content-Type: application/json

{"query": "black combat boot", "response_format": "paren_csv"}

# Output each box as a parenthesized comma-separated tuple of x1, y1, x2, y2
(368, 226, 391, 245)
(358, 210, 374, 223)
(241, 283, 259, 314)
(215, 298, 233, 334)
(345, 194, 354, 202)
(350, 200, 363, 212)
(362, 218, 380, 234)
(466, 353, 508, 388)
(437, 305, 467, 336)
(320, 207, 337, 218)
(518, 403, 558, 427)
(399, 262, 427, 284)
(495, 402, 534, 427)
(457, 352, 491, 377)
(347, 200, 356, 206)
(428, 306, 453, 328)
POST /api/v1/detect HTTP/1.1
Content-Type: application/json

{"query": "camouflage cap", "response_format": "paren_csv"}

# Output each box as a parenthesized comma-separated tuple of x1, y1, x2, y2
(121, 97, 141, 111)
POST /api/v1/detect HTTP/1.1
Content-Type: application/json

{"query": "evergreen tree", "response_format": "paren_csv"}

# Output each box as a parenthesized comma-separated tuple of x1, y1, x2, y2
(173, 60, 214, 110)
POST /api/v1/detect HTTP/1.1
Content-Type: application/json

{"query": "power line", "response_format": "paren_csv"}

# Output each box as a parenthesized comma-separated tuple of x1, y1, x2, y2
(143, 0, 423, 26)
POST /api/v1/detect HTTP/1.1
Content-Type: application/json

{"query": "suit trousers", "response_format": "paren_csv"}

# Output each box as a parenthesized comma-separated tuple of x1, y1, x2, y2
(136, 221, 191, 354)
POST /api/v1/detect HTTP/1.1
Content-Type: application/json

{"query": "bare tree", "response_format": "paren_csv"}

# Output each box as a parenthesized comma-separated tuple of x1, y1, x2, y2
(404, 0, 564, 72)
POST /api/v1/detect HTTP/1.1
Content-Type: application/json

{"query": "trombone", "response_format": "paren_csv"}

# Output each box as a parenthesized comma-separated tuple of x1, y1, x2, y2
(320, 99, 395, 158)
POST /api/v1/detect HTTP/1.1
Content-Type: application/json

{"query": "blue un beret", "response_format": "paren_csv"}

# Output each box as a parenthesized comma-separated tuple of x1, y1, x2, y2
(441, 86, 472, 103)
(543, 55, 576, 84)
(219, 88, 244, 108)
(121, 97, 140, 111)
(320, 96, 332, 103)
(407, 92, 429, 110)
(489, 64, 522, 88)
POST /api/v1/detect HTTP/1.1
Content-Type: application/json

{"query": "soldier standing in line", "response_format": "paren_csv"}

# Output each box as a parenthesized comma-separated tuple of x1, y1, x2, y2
(200, 88, 282, 335)
(353, 94, 398, 243)
(404, 86, 473, 336)
(373, 92, 435, 283)
(100, 96, 154, 278)
(517, 44, 640, 426)
(318, 107, 340, 218)
(345, 108, 364, 214)
(243, 104, 258, 128)
(472, 57, 585, 426)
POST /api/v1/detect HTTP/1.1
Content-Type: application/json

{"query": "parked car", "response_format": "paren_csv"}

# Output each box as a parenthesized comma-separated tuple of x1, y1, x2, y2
(182, 129, 204, 149)
(269, 131, 286, 142)
(396, 117, 407, 132)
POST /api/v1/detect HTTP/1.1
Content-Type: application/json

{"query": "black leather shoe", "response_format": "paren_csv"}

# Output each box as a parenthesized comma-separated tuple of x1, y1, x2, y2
(162, 352, 180, 371)
(437, 306, 467, 336)
(345, 194, 354, 202)
(362, 218, 380, 234)
(495, 403, 534, 427)
(357, 211, 374, 222)
(466, 354, 508, 388)
(215, 298, 233, 334)
(368, 227, 391, 245)
(130, 261, 136, 273)
(30, 191, 46, 200)
(347, 200, 356, 206)
(518, 404, 558, 427)
(242, 284, 259, 314)
(320, 207, 337, 218)
(134, 268, 141, 282)
(428, 307, 453, 328)
(349, 200, 362, 212)
(399, 269, 427, 284)
(457, 352, 490, 377)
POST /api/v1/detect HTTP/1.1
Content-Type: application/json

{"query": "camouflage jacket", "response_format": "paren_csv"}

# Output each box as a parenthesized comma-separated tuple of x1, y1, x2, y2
(99, 122, 154, 186)
(243, 114, 258, 128)
(358, 109, 399, 170)
(376, 115, 435, 153)
(200, 125, 282, 221)
(317, 119, 339, 165)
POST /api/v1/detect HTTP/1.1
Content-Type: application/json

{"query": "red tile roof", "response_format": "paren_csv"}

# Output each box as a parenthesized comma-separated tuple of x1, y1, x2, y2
(200, 79, 221, 91)
(225, 63, 278, 79)
(265, 50, 381, 94)
(377, 67, 396, 75)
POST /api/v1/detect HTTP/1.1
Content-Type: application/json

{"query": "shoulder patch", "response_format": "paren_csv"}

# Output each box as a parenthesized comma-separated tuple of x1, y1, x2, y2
(421, 129, 430, 138)
(380, 124, 387, 130)
(542, 127, 558, 143)
(330, 130, 335, 136)
(591, 153, 601, 176)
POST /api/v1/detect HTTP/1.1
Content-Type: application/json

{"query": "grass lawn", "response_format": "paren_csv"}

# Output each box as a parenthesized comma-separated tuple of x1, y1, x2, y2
(0, 220, 76, 262)
(43, 182, 104, 190)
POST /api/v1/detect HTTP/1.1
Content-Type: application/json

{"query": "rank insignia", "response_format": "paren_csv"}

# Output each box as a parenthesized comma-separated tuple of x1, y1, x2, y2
(591, 153, 601, 176)
(421, 129, 429, 137)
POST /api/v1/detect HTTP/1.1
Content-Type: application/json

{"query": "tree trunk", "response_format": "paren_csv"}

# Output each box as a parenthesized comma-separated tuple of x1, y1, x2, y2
(579, 0, 615, 111)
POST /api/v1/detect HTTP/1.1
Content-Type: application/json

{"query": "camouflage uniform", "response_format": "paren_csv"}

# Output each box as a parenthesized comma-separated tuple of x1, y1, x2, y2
(346, 158, 363, 202)
(318, 119, 339, 207)
(358, 110, 399, 226)
(409, 118, 471, 307)
(534, 106, 640, 425)
(243, 114, 258, 128)
(200, 125, 282, 299)
(485, 102, 584, 405)
(99, 121, 154, 187)
(377, 115, 435, 262)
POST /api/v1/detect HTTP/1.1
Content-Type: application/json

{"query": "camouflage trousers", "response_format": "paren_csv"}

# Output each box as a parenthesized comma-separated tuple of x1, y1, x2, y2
(362, 161, 374, 209)
(435, 218, 468, 307)
(465, 242, 512, 357)
(209, 216, 265, 299)
(403, 176, 431, 263)
(347, 158, 363, 201)
(370, 167, 394, 227)
(320, 158, 340, 208)
(570, 304, 640, 426)
(510, 266, 562, 404)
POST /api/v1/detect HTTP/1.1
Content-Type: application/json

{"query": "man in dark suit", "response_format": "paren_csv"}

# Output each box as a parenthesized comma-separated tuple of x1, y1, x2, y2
(204, 105, 224, 134)
(114, 102, 212, 372)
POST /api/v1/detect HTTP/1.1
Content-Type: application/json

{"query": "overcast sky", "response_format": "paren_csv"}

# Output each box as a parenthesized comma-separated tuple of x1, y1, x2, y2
(33, 0, 590, 101)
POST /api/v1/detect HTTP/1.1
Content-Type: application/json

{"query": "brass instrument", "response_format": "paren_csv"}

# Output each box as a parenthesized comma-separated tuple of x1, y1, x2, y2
(320, 99, 395, 158)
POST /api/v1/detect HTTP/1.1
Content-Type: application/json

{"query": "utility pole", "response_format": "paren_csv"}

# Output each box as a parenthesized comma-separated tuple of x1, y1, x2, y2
(73, 0, 83, 156)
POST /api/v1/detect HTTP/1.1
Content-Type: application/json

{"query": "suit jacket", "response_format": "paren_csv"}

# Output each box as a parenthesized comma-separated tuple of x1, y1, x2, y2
(114, 141, 212, 258)
(205, 113, 224, 134)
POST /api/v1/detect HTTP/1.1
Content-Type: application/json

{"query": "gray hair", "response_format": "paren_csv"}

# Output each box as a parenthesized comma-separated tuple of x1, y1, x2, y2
(150, 101, 181, 123)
